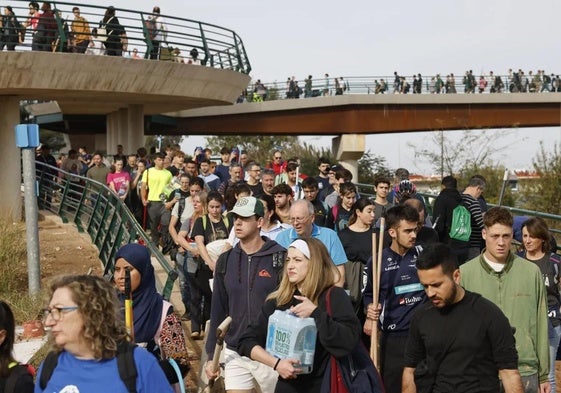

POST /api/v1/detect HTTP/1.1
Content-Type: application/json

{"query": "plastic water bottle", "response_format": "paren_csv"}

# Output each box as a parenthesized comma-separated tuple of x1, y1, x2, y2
(266, 310, 317, 374)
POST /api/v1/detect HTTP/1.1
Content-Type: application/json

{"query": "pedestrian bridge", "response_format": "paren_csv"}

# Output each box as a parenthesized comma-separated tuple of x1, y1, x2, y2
(168, 93, 561, 135)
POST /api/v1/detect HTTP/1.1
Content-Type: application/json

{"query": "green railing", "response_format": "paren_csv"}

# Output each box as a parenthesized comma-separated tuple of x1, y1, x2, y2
(7, 1, 251, 74)
(35, 161, 177, 299)
(245, 73, 558, 102)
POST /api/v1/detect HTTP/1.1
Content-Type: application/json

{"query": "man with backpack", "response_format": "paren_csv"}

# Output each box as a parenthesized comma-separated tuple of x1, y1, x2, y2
(204, 197, 286, 393)
(433, 175, 471, 264)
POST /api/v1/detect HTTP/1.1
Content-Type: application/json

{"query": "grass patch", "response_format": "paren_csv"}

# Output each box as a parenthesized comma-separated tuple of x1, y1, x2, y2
(0, 219, 43, 322)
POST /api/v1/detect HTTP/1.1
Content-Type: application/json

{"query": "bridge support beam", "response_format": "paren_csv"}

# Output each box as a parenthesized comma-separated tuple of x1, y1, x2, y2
(332, 134, 365, 182)
(106, 105, 145, 159)
(127, 105, 144, 153)
(0, 97, 22, 221)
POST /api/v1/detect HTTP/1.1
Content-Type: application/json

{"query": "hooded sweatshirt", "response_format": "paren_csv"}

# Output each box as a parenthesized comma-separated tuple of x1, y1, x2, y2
(205, 237, 286, 358)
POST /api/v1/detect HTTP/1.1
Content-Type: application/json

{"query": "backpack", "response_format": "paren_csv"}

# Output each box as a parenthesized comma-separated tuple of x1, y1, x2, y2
(5, 363, 34, 393)
(449, 203, 472, 242)
(39, 341, 138, 393)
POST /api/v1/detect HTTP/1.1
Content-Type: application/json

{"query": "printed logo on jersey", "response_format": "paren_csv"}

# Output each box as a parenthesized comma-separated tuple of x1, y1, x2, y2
(394, 283, 423, 295)
(398, 295, 423, 306)
(384, 257, 399, 272)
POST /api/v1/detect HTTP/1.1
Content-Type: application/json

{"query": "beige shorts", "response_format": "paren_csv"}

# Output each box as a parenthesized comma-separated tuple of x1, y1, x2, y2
(223, 347, 278, 393)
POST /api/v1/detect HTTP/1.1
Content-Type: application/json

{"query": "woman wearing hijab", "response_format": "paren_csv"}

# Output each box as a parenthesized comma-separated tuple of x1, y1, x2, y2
(113, 243, 190, 386)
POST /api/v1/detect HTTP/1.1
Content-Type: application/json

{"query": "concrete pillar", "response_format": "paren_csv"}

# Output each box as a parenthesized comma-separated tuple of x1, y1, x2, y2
(0, 97, 22, 221)
(94, 133, 107, 154)
(332, 134, 366, 182)
(106, 111, 119, 156)
(127, 104, 144, 154)
(117, 108, 128, 154)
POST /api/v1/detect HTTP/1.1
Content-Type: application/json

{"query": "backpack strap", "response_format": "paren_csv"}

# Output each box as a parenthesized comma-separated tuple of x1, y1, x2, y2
(5, 364, 33, 393)
(39, 351, 60, 389)
(117, 341, 138, 393)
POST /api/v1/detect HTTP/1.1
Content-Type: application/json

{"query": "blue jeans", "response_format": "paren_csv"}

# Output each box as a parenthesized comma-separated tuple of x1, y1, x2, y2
(549, 323, 561, 392)
(174, 251, 193, 314)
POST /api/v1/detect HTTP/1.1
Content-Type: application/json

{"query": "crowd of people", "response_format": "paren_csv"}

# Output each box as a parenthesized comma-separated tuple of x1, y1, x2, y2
(0, 2, 202, 62)
(244, 68, 561, 102)
(23, 141, 561, 392)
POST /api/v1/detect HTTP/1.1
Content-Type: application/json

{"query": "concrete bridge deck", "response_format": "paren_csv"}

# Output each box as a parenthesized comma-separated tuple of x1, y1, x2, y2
(169, 92, 561, 135)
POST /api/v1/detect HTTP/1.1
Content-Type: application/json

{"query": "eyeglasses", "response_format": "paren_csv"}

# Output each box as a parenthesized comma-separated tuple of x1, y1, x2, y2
(274, 156, 282, 160)
(42, 306, 79, 321)
(290, 215, 312, 224)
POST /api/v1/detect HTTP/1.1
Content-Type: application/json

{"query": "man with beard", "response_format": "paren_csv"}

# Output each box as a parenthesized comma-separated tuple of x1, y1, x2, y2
(314, 156, 331, 195)
(363, 205, 425, 393)
(402, 243, 523, 393)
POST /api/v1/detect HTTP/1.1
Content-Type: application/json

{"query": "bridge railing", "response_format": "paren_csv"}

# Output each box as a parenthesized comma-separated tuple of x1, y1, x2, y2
(245, 73, 559, 102)
(5, 0, 251, 74)
(35, 161, 177, 299)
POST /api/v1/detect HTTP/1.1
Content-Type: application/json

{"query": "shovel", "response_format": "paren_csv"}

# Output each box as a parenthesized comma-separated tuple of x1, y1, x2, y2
(202, 316, 232, 393)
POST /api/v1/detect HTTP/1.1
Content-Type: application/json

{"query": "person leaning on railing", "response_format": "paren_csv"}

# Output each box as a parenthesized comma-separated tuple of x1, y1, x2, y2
(70, 6, 91, 54)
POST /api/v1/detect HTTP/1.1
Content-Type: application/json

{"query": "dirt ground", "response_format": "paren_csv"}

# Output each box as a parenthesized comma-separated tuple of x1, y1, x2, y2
(37, 213, 203, 392)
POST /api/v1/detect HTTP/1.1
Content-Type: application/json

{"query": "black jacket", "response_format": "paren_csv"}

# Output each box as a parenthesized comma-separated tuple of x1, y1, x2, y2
(433, 187, 462, 243)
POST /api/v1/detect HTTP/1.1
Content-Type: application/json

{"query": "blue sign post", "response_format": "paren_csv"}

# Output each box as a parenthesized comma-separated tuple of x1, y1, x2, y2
(15, 124, 41, 296)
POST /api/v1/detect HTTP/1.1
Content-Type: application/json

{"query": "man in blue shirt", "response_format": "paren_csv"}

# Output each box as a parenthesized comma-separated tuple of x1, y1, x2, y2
(275, 199, 347, 287)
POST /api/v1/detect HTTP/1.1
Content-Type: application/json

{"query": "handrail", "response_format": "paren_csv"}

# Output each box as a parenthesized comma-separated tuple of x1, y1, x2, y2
(246, 73, 560, 102)
(355, 182, 561, 251)
(6, 0, 251, 74)
(35, 161, 177, 299)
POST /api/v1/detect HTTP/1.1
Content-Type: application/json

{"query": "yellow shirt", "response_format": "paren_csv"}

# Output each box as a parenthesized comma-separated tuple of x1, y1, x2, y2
(71, 16, 91, 43)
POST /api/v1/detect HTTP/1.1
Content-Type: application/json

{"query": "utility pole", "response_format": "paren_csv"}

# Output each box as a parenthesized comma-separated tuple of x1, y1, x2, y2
(15, 124, 41, 296)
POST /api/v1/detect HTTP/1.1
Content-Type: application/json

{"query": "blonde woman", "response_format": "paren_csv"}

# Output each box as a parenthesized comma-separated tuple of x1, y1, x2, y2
(238, 238, 361, 392)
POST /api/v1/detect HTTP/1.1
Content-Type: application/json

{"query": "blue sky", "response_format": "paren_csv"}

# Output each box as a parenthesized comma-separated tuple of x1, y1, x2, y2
(118, 0, 561, 174)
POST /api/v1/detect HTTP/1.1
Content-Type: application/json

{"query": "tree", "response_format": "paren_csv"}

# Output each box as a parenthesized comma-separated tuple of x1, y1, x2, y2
(521, 142, 561, 216)
(357, 150, 392, 184)
(145, 135, 184, 153)
(458, 164, 515, 207)
(408, 129, 522, 177)
(206, 135, 299, 167)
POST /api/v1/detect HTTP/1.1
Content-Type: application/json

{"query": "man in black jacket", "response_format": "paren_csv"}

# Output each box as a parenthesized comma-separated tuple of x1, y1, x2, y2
(432, 176, 469, 264)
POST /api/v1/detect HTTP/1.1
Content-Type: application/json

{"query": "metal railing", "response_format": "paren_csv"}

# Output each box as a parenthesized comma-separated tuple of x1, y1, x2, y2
(244, 73, 560, 102)
(356, 183, 561, 250)
(35, 161, 177, 299)
(4, 1, 251, 74)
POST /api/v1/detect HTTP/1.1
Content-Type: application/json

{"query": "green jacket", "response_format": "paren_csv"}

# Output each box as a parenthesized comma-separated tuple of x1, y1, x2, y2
(460, 251, 549, 382)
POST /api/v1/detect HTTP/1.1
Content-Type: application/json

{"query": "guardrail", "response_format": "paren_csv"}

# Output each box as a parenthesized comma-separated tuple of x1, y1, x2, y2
(4, 0, 251, 74)
(245, 73, 560, 102)
(356, 182, 561, 250)
(35, 160, 177, 299)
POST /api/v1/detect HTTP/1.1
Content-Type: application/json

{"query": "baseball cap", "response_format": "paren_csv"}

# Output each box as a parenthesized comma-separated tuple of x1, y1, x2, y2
(231, 196, 264, 218)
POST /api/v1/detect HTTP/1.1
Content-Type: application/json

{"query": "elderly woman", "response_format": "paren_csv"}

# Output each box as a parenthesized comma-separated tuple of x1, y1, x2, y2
(238, 238, 361, 392)
(36, 274, 172, 392)
(113, 243, 190, 385)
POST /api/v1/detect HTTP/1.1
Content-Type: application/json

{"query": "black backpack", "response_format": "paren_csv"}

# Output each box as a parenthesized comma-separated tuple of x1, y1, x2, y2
(5, 364, 34, 393)
(39, 341, 138, 393)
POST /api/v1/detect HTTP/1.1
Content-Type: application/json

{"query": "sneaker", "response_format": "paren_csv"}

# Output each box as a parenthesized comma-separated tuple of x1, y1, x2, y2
(191, 331, 200, 339)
